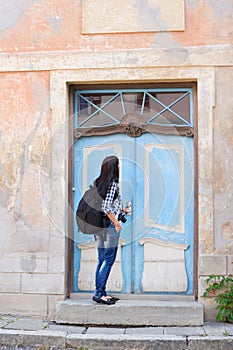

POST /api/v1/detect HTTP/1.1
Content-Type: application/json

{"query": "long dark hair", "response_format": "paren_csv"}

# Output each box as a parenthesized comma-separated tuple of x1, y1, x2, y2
(94, 155, 119, 198)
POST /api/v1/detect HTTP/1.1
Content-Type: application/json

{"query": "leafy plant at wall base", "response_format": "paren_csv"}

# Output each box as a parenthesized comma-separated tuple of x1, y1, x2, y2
(203, 275, 233, 323)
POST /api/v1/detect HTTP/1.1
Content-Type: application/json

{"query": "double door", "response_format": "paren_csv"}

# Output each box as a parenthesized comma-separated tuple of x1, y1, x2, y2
(73, 131, 194, 294)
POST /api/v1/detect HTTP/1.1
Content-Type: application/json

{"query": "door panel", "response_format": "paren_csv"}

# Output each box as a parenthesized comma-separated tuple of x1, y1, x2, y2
(135, 133, 194, 293)
(73, 135, 134, 293)
(73, 132, 194, 294)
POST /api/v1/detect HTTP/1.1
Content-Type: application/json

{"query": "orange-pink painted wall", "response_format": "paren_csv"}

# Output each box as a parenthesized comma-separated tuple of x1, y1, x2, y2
(0, 0, 232, 320)
(0, 0, 232, 53)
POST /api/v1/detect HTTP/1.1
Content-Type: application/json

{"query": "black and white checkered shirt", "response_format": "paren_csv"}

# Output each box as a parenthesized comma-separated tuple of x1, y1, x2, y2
(102, 181, 121, 217)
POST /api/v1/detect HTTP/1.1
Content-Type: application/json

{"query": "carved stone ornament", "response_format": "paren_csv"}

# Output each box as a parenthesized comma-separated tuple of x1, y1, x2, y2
(124, 124, 143, 137)
(73, 113, 194, 139)
(121, 113, 145, 138)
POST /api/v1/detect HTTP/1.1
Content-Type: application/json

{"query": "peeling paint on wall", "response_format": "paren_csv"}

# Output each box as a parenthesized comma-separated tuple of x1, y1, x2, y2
(0, 0, 232, 52)
(0, 0, 232, 320)
(0, 0, 30, 32)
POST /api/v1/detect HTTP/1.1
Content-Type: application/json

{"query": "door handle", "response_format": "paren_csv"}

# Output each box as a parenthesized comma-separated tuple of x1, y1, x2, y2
(126, 201, 132, 215)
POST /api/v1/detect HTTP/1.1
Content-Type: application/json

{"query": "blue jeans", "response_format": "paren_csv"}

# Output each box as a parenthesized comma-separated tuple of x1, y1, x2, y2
(94, 225, 120, 298)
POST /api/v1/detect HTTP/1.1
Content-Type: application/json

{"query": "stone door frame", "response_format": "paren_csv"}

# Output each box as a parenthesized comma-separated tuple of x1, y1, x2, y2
(50, 66, 215, 298)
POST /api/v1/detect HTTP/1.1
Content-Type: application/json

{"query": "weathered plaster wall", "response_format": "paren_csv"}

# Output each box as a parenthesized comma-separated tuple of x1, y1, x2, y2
(0, 0, 232, 53)
(0, 71, 65, 317)
(197, 67, 233, 320)
(0, 0, 232, 319)
(214, 67, 233, 255)
(0, 72, 50, 237)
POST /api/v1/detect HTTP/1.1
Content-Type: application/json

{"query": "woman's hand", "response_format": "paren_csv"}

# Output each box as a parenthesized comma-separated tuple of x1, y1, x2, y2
(114, 221, 122, 232)
(107, 212, 122, 232)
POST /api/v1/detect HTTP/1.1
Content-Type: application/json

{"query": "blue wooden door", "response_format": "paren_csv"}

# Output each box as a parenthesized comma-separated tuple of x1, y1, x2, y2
(73, 88, 194, 295)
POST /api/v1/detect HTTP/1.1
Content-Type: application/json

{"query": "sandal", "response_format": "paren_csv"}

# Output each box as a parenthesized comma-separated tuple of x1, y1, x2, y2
(92, 296, 115, 305)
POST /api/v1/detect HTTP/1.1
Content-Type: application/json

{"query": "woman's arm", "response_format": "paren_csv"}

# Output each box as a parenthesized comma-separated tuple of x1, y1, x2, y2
(102, 182, 122, 232)
(106, 211, 122, 232)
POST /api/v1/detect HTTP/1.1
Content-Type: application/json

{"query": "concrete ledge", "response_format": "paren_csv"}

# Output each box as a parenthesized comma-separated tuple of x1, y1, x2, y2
(66, 334, 187, 350)
(0, 329, 233, 350)
(0, 329, 66, 348)
(188, 336, 233, 350)
(56, 298, 203, 326)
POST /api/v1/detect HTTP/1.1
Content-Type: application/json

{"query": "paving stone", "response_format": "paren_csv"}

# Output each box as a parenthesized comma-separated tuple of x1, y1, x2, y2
(0, 320, 8, 328)
(0, 316, 15, 324)
(86, 327, 125, 334)
(125, 326, 164, 335)
(164, 326, 205, 336)
(203, 322, 226, 336)
(3, 319, 48, 331)
(47, 322, 86, 334)
(224, 322, 233, 336)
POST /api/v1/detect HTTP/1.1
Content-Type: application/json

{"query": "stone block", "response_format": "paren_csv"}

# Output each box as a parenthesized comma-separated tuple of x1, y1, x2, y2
(0, 319, 10, 328)
(224, 323, 233, 336)
(47, 323, 85, 334)
(188, 336, 233, 350)
(203, 322, 226, 336)
(0, 329, 66, 348)
(200, 297, 218, 322)
(66, 334, 187, 350)
(198, 276, 210, 297)
(48, 255, 65, 273)
(11, 226, 50, 254)
(0, 253, 47, 273)
(49, 230, 66, 254)
(86, 327, 125, 335)
(0, 273, 20, 293)
(0, 294, 47, 318)
(198, 201, 215, 255)
(227, 255, 233, 274)
(56, 299, 203, 326)
(199, 254, 226, 276)
(164, 326, 205, 336)
(48, 295, 65, 321)
(21, 273, 64, 294)
(4, 319, 48, 331)
(125, 327, 163, 335)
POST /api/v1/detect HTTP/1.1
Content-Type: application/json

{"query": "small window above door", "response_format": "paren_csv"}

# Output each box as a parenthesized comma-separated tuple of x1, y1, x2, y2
(74, 89, 193, 129)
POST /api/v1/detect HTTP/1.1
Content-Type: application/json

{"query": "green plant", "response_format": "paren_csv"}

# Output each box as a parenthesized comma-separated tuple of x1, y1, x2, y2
(203, 275, 233, 323)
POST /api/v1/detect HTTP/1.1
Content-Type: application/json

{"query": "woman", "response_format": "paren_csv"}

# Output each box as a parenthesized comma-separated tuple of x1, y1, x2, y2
(92, 155, 125, 305)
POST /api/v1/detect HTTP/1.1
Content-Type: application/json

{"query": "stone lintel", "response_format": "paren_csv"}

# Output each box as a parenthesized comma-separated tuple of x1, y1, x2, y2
(0, 46, 232, 73)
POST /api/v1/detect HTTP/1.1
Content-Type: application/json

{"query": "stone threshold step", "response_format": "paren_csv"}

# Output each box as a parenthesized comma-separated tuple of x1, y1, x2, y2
(56, 298, 203, 326)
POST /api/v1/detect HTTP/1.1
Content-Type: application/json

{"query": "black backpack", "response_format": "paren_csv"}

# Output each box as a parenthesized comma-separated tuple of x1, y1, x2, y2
(76, 185, 105, 234)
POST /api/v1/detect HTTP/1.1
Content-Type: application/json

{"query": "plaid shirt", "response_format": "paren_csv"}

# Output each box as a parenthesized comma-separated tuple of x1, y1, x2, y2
(102, 181, 121, 217)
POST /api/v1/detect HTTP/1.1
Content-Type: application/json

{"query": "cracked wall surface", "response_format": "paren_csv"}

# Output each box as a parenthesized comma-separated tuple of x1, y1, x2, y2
(0, 0, 232, 320)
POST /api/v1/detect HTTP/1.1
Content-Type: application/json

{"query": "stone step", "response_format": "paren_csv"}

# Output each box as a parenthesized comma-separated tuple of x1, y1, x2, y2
(56, 297, 203, 327)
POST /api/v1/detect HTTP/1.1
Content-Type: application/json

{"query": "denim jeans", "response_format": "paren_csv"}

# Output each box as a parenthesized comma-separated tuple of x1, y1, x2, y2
(94, 225, 120, 298)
